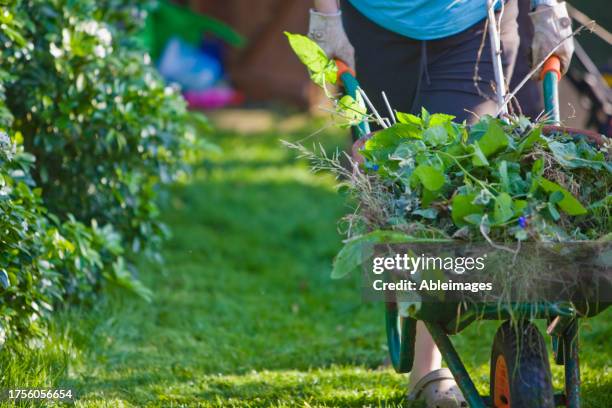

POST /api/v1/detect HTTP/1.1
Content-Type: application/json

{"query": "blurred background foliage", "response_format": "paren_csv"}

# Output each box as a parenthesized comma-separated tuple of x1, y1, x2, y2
(0, 0, 207, 343)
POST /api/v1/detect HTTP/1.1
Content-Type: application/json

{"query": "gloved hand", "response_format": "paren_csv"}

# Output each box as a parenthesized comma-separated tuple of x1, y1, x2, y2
(529, 2, 574, 77)
(308, 9, 355, 70)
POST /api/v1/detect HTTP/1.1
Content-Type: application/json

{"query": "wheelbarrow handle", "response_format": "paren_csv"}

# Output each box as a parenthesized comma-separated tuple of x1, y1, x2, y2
(335, 59, 357, 97)
(335, 59, 371, 137)
(541, 56, 562, 125)
(340, 55, 567, 137)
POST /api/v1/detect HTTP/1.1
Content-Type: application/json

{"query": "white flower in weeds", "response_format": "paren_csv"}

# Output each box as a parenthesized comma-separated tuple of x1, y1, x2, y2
(50, 42, 63, 58)
(94, 44, 107, 58)
(78, 20, 113, 45)
(0, 131, 10, 147)
(62, 28, 72, 52)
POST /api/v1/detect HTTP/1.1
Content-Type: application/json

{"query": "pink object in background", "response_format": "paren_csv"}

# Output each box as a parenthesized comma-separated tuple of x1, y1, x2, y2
(184, 86, 245, 109)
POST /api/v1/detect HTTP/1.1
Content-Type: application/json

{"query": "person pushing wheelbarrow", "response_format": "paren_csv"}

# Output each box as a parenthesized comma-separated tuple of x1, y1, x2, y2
(307, 0, 575, 406)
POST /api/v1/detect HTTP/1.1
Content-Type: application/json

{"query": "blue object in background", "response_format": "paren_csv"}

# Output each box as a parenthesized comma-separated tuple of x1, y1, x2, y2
(158, 37, 222, 91)
(200, 38, 225, 71)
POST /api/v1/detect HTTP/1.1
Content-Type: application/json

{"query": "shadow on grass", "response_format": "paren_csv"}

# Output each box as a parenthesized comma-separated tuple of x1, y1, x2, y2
(60, 161, 400, 405)
(47, 124, 612, 406)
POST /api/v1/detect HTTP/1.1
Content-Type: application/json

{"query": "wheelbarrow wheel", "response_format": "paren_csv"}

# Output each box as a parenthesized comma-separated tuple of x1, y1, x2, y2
(490, 321, 555, 408)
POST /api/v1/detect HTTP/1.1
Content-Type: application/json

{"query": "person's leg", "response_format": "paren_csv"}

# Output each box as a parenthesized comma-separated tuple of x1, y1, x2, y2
(400, 4, 519, 401)
(343, 2, 519, 404)
(342, 0, 421, 127)
(342, 0, 445, 392)
(408, 321, 443, 389)
(417, 0, 520, 123)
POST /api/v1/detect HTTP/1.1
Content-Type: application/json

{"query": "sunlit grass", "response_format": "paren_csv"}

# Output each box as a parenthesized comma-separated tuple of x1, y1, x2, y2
(1, 111, 610, 407)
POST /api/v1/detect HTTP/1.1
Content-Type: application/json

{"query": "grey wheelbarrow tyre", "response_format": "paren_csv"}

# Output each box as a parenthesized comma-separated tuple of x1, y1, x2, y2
(490, 320, 555, 408)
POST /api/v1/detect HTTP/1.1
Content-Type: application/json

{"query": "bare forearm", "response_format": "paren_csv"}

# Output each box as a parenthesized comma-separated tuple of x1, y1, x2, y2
(314, 0, 339, 14)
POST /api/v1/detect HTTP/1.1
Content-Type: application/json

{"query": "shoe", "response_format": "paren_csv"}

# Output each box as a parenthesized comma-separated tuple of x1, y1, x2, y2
(407, 368, 468, 408)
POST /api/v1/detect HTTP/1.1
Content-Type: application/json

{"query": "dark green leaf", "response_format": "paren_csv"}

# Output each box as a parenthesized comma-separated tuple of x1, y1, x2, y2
(412, 208, 439, 219)
(513, 199, 528, 216)
(423, 125, 448, 147)
(494, 192, 514, 224)
(549, 190, 564, 204)
(451, 194, 484, 227)
(532, 158, 544, 177)
(517, 127, 542, 153)
(332, 231, 449, 279)
(464, 213, 484, 225)
(471, 142, 489, 167)
(538, 177, 587, 215)
(548, 140, 606, 170)
(548, 202, 561, 221)
(414, 165, 445, 191)
(472, 120, 509, 160)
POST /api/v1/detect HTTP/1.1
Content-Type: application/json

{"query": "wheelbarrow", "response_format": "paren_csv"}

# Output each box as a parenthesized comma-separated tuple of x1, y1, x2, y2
(337, 56, 610, 408)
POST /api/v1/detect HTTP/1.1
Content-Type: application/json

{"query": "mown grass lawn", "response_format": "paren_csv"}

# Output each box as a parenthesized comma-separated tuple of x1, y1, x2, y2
(2, 110, 610, 407)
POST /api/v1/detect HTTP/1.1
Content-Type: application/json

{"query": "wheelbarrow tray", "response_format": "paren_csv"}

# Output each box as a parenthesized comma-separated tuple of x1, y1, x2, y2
(336, 57, 611, 407)
(407, 300, 611, 335)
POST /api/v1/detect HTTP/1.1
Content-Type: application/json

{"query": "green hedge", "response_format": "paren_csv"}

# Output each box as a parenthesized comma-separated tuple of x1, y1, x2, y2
(0, 0, 204, 342)
(0, 130, 58, 339)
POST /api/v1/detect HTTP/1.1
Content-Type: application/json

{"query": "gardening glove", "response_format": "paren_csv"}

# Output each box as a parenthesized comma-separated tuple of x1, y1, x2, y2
(308, 9, 355, 70)
(529, 2, 574, 77)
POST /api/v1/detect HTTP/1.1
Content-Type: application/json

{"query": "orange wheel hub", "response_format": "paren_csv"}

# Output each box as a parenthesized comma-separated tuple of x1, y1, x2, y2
(494, 355, 511, 408)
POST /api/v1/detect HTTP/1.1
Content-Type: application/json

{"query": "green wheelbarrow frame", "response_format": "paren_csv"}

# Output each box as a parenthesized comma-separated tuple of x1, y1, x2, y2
(338, 57, 610, 407)
(384, 301, 609, 408)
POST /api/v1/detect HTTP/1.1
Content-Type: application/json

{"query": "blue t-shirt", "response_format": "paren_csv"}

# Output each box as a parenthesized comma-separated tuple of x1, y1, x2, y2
(348, 0, 543, 40)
